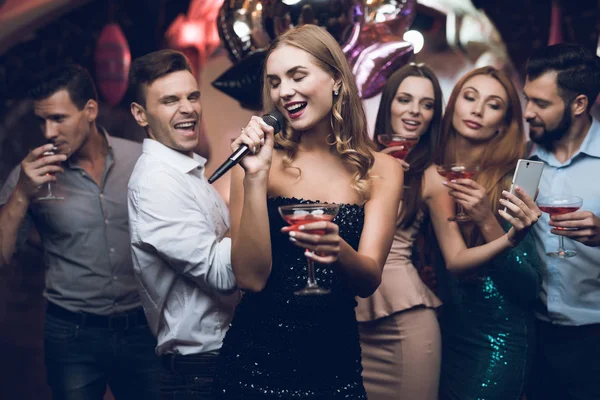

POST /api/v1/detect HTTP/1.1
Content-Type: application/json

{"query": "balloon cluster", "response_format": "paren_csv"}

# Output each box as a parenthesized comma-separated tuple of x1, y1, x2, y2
(213, 0, 416, 110)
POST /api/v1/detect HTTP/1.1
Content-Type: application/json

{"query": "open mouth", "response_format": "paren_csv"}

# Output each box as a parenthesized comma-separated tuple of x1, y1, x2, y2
(402, 119, 421, 129)
(174, 121, 197, 135)
(285, 102, 307, 118)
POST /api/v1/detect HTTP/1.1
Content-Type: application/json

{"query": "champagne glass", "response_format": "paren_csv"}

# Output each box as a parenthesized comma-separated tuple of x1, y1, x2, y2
(278, 203, 340, 296)
(377, 134, 419, 189)
(436, 163, 480, 222)
(37, 144, 69, 201)
(537, 195, 583, 258)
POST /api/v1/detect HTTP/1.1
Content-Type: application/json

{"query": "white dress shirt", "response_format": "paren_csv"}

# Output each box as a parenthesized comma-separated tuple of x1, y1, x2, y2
(128, 139, 238, 355)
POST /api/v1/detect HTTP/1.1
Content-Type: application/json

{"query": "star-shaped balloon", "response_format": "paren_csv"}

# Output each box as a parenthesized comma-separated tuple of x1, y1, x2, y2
(211, 50, 266, 111)
(342, 3, 416, 99)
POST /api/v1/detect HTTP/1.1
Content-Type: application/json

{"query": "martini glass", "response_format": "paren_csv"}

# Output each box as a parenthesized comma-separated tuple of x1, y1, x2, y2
(436, 163, 480, 222)
(278, 203, 340, 295)
(36, 144, 70, 201)
(377, 135, 419, 189)
(537, 195, 583, 258)
(377, 135, 419, 160)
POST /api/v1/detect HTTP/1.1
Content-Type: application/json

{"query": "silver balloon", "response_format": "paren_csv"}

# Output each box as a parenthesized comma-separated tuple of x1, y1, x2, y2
(218, 0, 358, 63)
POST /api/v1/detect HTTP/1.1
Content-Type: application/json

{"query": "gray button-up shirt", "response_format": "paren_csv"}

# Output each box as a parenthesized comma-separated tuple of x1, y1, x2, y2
(0, 131, 142, 315)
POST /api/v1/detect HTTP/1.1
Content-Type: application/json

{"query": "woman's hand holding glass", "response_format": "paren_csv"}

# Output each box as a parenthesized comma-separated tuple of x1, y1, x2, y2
(231, 116, 275, 176)
(281, 219, 342, 264)
(443, 178, 494, 224)
(498, 187, 543, 245)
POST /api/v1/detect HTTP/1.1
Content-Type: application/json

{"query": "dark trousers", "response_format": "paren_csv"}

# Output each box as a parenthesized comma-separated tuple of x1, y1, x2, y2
(160, 350, 219, 400)
(526, 319, 600, 400)
(44, 302, 161, 400)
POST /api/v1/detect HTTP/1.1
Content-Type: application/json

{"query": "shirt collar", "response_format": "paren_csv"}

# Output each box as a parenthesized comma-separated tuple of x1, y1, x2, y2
(142, 138, 206, 174)
(531, 118, 600, 164)
(66, 125, 113, 169)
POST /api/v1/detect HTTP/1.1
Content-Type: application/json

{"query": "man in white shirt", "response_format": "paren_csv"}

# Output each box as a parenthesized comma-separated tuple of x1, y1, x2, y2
(127, 49, 238, 399)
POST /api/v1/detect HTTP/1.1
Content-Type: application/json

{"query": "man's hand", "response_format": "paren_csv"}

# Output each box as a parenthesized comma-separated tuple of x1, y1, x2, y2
(16, 143, 66, 200)
(549, 211, 600, 247)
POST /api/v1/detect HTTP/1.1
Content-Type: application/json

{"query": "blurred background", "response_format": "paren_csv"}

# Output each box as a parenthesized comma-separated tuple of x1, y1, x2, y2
(0, 0, 598, 398)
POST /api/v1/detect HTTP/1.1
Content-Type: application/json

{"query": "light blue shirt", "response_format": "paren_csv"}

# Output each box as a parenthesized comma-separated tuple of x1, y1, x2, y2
(531, 117, 600, 326)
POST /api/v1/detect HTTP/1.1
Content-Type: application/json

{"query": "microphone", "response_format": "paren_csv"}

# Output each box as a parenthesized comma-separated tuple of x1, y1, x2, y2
(208, 109, 285, 184)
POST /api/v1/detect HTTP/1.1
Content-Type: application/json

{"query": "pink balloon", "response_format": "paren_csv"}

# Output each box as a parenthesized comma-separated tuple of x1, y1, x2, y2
(342, 20, 414, 99)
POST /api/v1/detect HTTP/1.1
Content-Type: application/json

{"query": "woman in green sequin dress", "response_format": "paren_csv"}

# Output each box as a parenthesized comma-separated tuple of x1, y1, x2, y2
(436, 67, 543, 400)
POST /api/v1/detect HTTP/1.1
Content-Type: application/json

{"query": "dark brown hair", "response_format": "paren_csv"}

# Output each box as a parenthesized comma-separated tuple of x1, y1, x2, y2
(128, 49, 192, 107)
(374, 63, 443, 228)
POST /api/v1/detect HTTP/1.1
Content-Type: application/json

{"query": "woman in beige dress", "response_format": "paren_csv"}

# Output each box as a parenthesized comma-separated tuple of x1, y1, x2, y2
(356, 63, 541, 400)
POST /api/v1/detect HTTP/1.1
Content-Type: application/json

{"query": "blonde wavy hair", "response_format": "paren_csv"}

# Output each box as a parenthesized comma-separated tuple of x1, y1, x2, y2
(262, 24, 376, 202)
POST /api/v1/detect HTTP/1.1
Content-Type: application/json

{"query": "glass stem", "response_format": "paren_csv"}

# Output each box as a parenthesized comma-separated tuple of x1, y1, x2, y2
(457, 203, 465, 216)
(46, 182, 54, 197)
(306, 252, 317, 288)
(558, 235, 566, 253)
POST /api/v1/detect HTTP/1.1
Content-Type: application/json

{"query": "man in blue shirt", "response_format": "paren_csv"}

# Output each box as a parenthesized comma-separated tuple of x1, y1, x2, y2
(524, 43, 600, 400)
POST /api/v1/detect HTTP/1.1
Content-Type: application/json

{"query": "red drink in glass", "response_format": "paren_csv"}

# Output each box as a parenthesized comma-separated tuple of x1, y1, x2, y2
(436, 164, 479, 180)
(278, 203, 340, 296)
(435, 163, 480, 222)
(377, 135, 419, 160)
(537, 195, 583, 258)
(538, 206, 580, 216)
(282, 214, 335, 235)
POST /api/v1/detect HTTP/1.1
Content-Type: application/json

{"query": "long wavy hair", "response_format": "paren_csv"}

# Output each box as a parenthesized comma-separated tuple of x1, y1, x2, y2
(374, 63, 443, 228)
(435, 66, 525, 247)
(262, 24, 375, 202)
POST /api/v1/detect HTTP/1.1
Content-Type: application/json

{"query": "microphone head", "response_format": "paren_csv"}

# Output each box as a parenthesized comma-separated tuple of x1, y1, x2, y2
(262, 109, 286, 134)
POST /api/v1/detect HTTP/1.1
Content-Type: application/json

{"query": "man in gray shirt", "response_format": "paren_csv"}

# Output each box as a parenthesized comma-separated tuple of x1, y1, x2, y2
(0, 64, 160, 399)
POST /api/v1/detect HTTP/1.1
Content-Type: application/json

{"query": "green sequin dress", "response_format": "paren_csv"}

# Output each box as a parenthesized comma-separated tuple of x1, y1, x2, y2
(438, 229, 541, 400)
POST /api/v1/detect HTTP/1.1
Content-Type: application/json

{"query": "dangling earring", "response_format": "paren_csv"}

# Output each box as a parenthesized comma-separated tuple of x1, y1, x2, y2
(333, 89, 339, 96)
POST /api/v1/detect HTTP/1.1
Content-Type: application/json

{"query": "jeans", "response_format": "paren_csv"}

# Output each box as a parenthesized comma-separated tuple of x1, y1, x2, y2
(526, 320, 600, 400)
(44, 309, 161, 400)
(160, 350, 219, 400)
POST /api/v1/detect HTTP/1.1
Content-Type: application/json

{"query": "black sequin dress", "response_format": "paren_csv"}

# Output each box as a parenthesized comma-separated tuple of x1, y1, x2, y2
(214, 197, 367, 400)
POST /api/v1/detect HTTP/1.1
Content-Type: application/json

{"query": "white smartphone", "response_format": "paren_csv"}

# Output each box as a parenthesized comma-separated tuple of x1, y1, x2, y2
(509, 159, 544, 197)
(503, 159, 544, 212)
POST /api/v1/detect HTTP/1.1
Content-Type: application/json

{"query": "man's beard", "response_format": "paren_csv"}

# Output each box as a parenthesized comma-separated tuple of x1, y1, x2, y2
(530, 107, 572, 150)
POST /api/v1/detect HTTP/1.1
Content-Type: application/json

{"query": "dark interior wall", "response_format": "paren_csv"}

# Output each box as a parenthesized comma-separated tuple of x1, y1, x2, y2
(0, 0, 191, 180)
(474, 0, 599, 75)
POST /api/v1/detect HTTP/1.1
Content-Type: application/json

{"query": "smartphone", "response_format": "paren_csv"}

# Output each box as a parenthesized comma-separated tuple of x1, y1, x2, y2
(503, 159, 544, 212)
(510, 159, 544, 197)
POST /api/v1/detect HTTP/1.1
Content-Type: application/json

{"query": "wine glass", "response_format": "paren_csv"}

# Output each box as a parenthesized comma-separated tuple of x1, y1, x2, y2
(537, 195, 583, 258)
(36, 144, 70, 201)
(278, 203, 340, 296)
(436, 163, 480, 222)
(377, 134, 419, 189)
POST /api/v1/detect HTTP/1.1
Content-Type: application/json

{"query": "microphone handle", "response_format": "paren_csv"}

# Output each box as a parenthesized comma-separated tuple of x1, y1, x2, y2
(207, 144, 249, 184)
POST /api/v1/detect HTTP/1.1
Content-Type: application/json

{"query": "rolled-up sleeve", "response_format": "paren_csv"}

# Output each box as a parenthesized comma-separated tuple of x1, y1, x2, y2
(129, 169, 235, 293)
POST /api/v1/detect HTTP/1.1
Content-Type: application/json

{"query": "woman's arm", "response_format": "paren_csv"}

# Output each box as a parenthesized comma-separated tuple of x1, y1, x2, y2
(424, 165, 539, 274)
(285, 152, 404, 297)
(229, 117, 275, 292)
